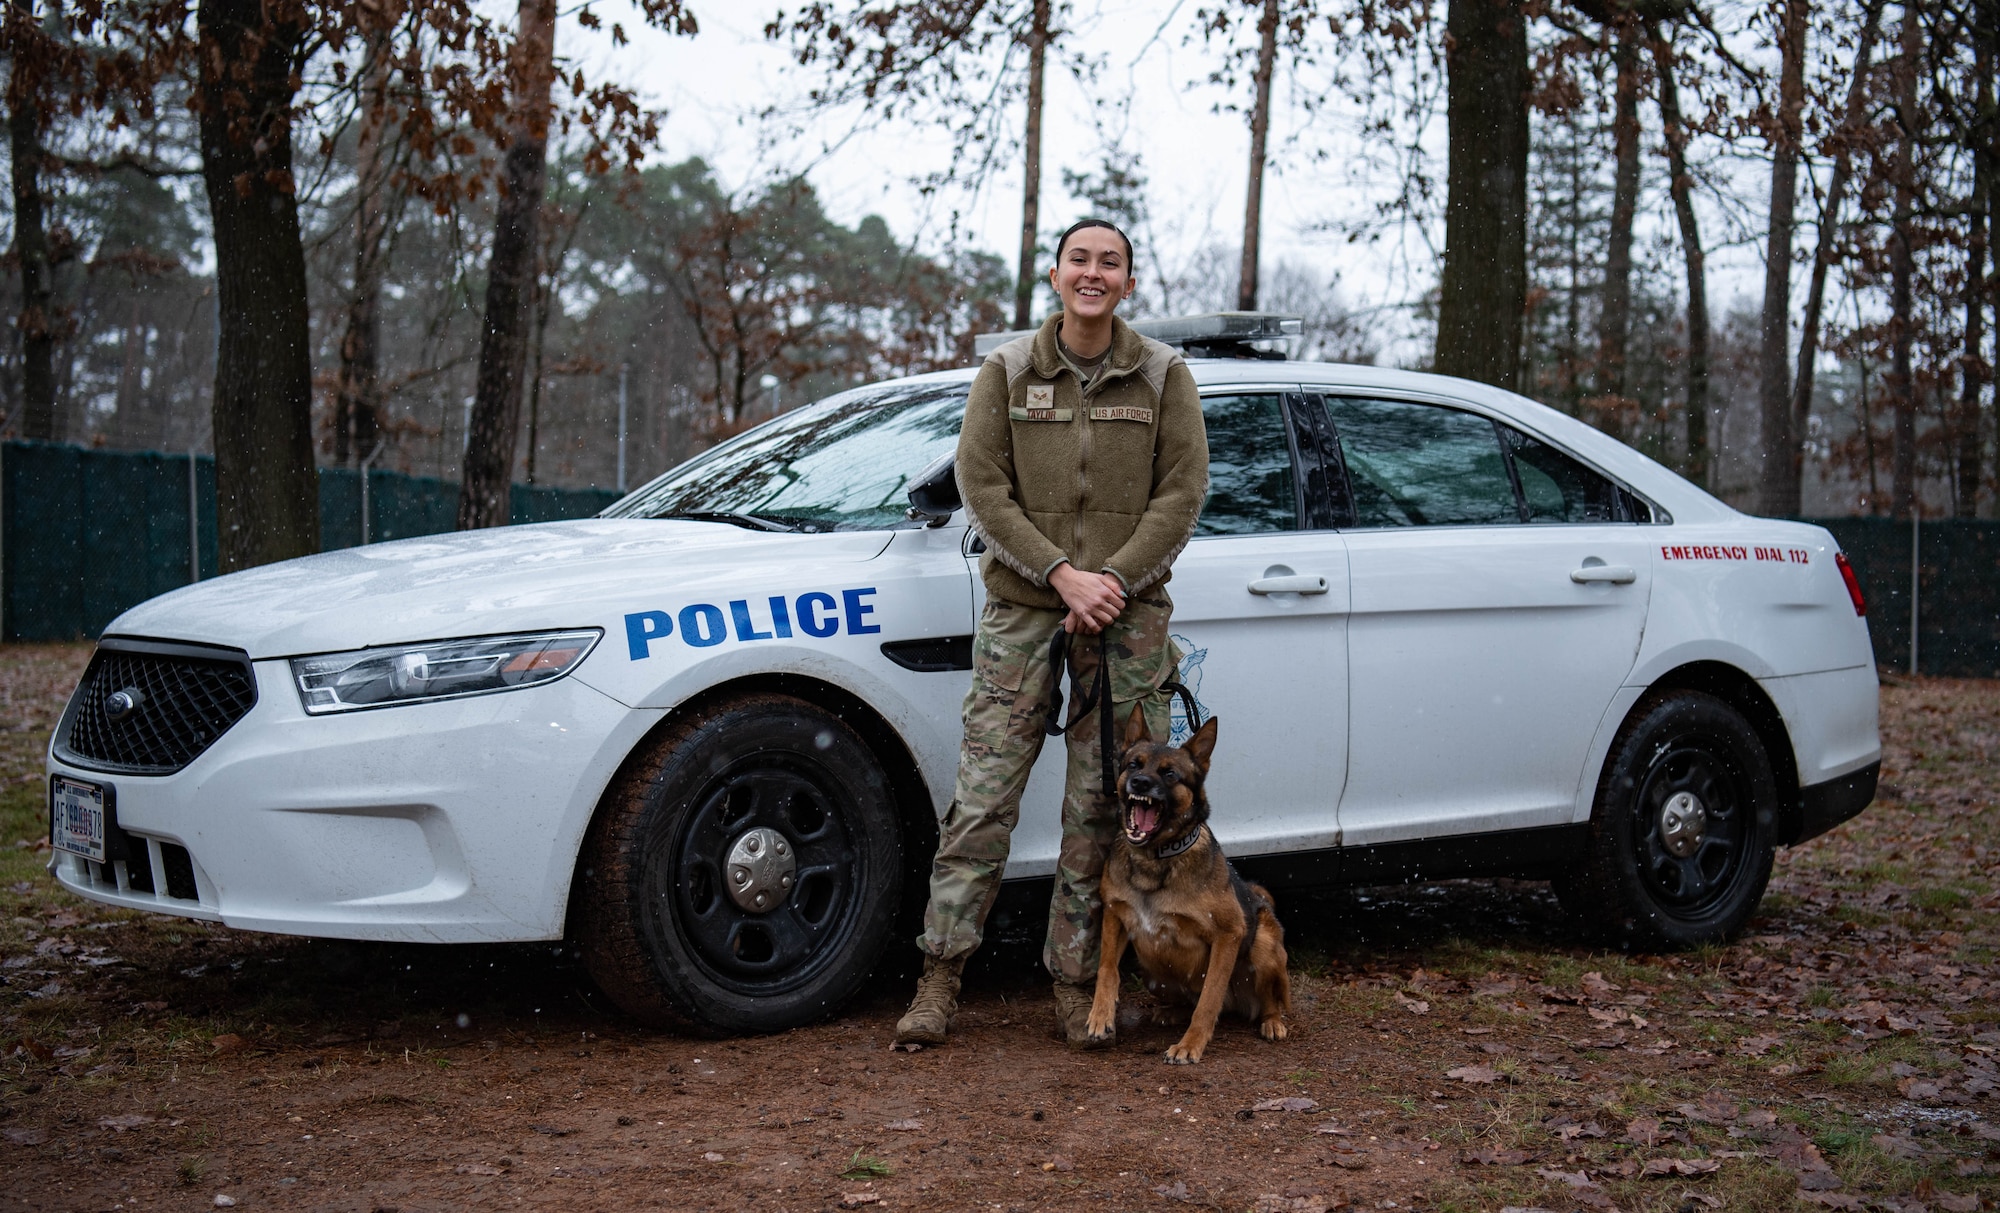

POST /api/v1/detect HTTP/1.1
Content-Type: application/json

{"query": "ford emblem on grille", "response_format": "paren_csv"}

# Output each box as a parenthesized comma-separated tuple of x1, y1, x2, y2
(104, 688, 144, 722)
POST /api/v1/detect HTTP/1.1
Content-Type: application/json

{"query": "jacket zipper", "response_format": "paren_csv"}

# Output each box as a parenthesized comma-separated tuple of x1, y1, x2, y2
(1065, 357, 1138, 572)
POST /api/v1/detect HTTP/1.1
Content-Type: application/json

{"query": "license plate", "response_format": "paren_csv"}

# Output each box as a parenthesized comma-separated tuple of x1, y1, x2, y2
(50, 775, 109, 862)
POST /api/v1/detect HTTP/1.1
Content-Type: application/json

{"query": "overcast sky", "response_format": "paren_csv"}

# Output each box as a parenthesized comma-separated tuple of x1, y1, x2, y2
(566, 0, 1778, 360)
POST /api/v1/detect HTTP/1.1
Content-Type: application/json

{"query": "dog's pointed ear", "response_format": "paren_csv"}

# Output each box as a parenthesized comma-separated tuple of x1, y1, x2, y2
(1122, 703, 1151, 751)
(1183, 716, 1219, 773)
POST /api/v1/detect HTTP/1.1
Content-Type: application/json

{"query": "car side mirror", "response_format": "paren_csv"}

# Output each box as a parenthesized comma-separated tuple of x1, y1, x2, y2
(905, 453, 960, 527)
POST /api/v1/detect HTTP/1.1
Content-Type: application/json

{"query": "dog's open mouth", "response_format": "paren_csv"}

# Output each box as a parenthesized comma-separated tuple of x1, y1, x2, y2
(1123, 793, 1162, 844)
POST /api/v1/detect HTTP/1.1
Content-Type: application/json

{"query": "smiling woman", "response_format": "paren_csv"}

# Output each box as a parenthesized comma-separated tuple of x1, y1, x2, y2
(895, 215, 1212, 1052)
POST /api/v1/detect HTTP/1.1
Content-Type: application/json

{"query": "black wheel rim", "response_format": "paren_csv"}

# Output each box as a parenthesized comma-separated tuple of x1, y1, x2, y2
(661, 755, 863, 994)
(1631, 735, 1751, 917)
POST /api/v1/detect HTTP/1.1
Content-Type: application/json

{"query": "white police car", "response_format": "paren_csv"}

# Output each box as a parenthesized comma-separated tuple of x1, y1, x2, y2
(46, 314, 1880, 1034)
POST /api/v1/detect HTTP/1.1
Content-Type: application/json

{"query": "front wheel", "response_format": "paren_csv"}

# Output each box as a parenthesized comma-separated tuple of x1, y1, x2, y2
(575, 693, 903, 1033)
(1562, 690, 1777, 949)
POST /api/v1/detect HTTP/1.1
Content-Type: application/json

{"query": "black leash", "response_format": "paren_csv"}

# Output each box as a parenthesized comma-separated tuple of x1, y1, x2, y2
(1042, 624, 1204, 801)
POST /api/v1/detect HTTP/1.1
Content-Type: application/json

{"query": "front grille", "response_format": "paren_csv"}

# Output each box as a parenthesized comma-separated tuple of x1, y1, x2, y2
(56, 641, 258, 775)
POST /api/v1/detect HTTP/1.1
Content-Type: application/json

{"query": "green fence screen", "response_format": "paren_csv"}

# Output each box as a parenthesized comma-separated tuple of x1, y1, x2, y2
(3, 440, 1995, 675)
(2, 442, 620, 642)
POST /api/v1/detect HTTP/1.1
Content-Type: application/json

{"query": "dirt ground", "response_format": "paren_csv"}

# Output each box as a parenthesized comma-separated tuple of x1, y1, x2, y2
(2, 642, 1996, 1213)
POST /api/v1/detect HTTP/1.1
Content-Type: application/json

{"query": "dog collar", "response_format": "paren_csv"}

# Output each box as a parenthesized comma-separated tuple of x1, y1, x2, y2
(1154, 827, 1203, 860)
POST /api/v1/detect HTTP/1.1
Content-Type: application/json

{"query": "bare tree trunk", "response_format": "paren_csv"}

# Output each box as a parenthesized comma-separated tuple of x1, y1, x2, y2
(7, 0, 56, 440)
(1888, 0, 1922, 520)
(1435, 0, 1529, 391)
(1013, 0, 1049, 330)
(196, 0, 320, 571)
(458, 0, 556, 530)
(1238, 0, 1279, 310)
(1960, 196, 1987, 517)
(331, 0, 400, 467)
(1757, 0, 1809, 517)
(524, 273, 548, 485)
(1652, 26, 1712, 488)
(1595, 18, 1642, 425)
(1792, 0, 1883, 496)
(1958, 4, 1993, 516)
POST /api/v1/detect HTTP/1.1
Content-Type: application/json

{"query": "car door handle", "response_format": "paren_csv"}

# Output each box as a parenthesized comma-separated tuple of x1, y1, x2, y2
(1248, 575, 1329, 595)
(1570, 565, 1637, 584)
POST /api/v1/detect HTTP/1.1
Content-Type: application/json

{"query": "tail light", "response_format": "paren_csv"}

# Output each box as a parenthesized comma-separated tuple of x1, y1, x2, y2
(1834, 551, 1866, 616)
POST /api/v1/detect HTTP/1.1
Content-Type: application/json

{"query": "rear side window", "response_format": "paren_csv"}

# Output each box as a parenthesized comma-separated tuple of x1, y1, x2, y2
(1324, 397, 1516, 527)
(1501, 427, 1652, 523)
(1196, 393, 1298, 535)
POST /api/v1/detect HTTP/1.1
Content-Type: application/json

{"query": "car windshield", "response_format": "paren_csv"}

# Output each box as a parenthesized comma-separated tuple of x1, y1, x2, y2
(600, 379, 970, 531)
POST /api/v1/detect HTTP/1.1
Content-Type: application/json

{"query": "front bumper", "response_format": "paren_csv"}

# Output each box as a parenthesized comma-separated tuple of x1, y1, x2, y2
(46, 659, 659, 943)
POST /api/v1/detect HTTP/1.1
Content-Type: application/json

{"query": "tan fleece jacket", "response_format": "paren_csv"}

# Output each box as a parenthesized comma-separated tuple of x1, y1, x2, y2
(956, 313, 1208, 609)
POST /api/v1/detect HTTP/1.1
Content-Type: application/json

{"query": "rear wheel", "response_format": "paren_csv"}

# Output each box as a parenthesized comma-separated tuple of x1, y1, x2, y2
(575, 693, 902, 1033)
(1563, 690, 1777, 949)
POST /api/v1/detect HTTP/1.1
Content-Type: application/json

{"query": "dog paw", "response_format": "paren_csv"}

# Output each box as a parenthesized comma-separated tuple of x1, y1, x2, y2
(1260, 1019, 1288, 1042)
(1164, 1044, 1204, 1065)
(1085, 1012, 1115, 1040)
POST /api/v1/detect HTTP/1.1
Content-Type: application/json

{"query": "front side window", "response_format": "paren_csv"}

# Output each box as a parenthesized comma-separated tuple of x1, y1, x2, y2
(1195, 393, 1298, 535)
(1325, 397, 1517, 527)
(602, 381, 967, 531)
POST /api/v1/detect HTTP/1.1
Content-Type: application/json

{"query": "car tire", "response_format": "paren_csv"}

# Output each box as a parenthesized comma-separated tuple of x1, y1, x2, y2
(575, 692, 903, 1034)
(1562, 690, 1777, 949)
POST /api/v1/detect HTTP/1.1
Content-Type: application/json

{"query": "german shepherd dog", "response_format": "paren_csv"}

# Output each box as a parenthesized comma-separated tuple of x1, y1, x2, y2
(1085, 707, 1291, 1063)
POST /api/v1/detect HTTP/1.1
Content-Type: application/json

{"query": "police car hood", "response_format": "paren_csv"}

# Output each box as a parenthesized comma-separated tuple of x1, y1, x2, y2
(105, 519, 893, 659)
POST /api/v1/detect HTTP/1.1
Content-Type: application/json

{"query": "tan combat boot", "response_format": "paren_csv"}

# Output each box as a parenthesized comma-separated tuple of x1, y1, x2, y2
(893, 955, 964, 1049)
(1053, 980, 1112, 1049)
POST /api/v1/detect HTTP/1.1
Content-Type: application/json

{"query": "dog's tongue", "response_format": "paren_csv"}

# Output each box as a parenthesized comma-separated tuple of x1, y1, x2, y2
(1130, 802, 1160, 837)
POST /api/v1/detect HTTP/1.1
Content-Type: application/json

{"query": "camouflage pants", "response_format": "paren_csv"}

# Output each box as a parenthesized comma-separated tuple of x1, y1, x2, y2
(918, 589, 1176, 985)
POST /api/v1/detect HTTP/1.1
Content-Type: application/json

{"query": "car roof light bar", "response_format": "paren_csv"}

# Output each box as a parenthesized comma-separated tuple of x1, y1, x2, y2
(971, 311, 1304, 359)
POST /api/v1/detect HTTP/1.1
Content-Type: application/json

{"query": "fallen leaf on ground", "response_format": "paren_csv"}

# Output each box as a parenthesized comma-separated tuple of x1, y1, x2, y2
(1535, 1167, 1599, 1190)
(96, 1114, 155, 1131)
(1461, 1148, 1533, 1165)
(1870, 1133, 1927, 1159)
(1622, 1117, 1667, 1146)
(1737, 1034, 1782, 1056)
(1324, 1143, 1368, 1169)
(1154, 1180, 1192, 1200)
(1697, 1090, 1738, 1122)
(1314, 1121, 1355, 1135)
(1641, 1157, 1721, 1177)
(1394, 992, 1430, 1015)
(839, 1194, 881, 1208)
(1446, 1064, 1500, 1084)
(1252, 1097, 1319, 1112)
(1555, 1121, 1606, 1141)
(208, 1034, 247, 1055)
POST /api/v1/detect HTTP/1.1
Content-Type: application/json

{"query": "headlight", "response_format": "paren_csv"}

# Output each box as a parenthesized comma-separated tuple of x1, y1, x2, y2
(291, 630, 603, 714)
